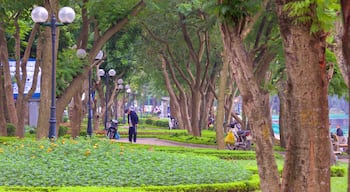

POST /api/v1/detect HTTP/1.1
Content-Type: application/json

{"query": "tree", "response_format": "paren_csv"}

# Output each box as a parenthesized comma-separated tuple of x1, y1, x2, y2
(340, 0, 350, 189)
(216, 0, 281, 191)
(33, 0, 146, 138)
(275, 0, 336, 190)
(139, 0, 222, 136)
(0, 0, 41, 137)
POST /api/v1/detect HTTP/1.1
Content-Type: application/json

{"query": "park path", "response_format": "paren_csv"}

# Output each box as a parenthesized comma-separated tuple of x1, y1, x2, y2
(113, 138, 349, 163)
(113, 137, 216, 149)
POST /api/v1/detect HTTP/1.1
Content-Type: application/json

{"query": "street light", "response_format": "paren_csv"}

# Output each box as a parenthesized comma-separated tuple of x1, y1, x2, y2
(126, 87, 132, 108)
(76, 49, 93, 137)
(116, 78, 124, 120)
(122, 84, 130, 124)
(31, 6, 75, 139)
(98, 69, 116, 129)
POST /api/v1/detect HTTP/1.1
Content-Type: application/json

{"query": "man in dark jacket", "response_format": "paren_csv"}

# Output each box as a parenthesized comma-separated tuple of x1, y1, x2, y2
(125, 108, 139, 143)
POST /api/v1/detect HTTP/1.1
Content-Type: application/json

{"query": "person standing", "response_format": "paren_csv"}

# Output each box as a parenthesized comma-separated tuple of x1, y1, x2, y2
(125, 108, 139, 143)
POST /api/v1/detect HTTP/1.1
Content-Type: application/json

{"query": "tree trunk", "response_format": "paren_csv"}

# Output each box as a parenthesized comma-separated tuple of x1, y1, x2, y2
(276, 1, 331, 191)
(340, 1, 350, 189)
(215, 50, 228, 150)
(219, 23, 281, 191)
(0, 65, 7, 136)
(36, 0, 59, 139)
(0, 25, 18, 129)
(70, 91, 83, 138)
(276, 77, 290, 148)
(334, 18, 349, 86)
(190, 90, 202, 136)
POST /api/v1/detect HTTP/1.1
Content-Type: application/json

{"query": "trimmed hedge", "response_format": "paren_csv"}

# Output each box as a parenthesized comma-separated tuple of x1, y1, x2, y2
(0, 176, 260, 192)
(246, 165, 345, 177)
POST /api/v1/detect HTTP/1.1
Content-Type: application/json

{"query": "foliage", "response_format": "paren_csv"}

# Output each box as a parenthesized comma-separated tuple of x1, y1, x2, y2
(330, 166, 346, 177)
(246, 165, 345, 177)
(6, 123, 16, 136)
(25, 125, 36, 134)
(326, 49, 349, 99)
(56, 49, 87, 97)
(58, 126, 68, 137)
(213, 0, 262, 24)
(0, 138, 252, 187)
(142, 118, 169, 128)
(0, 177, 260, 192)
(283, 0, 340, 33)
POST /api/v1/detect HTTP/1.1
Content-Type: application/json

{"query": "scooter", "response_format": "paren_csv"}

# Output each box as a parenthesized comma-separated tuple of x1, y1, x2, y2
(226, 124, 252, 150)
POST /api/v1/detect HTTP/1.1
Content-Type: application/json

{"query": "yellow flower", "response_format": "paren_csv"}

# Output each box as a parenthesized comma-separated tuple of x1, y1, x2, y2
(47, 147, 52, 153)
(20, 144, 24, 148)
(51, 143, 58, 148)
(0, 148, 3, 153)
(84, 149, 91, 157)
(39, 145, 44, 149)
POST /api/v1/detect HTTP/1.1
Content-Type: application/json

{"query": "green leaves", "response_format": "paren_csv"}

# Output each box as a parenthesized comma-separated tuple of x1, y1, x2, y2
(0, 138, 252, 187)
(283, 0, 340, 33)
(215, 0, 263, 24)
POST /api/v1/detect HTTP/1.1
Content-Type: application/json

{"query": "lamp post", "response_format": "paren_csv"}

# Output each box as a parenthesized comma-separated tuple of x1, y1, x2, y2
(31, 6, 75, 139)
(126, 88, 131, 108)
(76, 49, 93, 137)
(116, 78, 124, 120)
(122, 84, 130, 124)
(98, 69, 116, 129)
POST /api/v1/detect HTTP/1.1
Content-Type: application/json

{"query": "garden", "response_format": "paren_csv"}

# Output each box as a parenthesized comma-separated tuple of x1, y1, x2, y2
(0, 118, 348, 192)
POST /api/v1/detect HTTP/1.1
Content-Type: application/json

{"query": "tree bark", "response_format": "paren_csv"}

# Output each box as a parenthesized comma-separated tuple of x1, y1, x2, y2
(340, 1, 350, 189)
(334, 18, 349, 86)
(0, 24, 18, 129)
(0, 65, 7, 136)
(36, 0, 60, 139)
(276, 1, 331, 191)
(70, 91, 83, 138)
(219, 23, 281, 192)
(276, 76, 290, 148)
(215, 51, 228, 149)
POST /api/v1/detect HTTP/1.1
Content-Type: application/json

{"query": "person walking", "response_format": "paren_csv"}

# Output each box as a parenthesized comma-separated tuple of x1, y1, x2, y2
(125, 108, 139, 143)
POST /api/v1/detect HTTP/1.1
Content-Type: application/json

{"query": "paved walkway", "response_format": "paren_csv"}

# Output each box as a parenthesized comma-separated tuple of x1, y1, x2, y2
(113, 137, 216, 148)
(113, 138, 349, 163)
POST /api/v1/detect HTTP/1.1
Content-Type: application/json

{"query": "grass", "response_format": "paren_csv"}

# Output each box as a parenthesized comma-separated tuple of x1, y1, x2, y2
(331, 162, 348, 192)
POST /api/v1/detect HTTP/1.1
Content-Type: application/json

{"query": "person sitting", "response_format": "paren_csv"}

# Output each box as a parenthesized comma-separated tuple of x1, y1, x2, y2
(336, 125, 347, 145)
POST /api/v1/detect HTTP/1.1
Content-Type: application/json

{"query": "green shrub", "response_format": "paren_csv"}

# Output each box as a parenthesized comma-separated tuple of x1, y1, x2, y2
(145, 118, 153, 125)
(63, 116, 69, 123)
(58, 126, 68, 137)
(79, 130, 87, 137)
(6, 123, 16, 136)
(25, 125, 36, 134)
(155, 119, 169, 127)
(331, 166, 345, 177)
